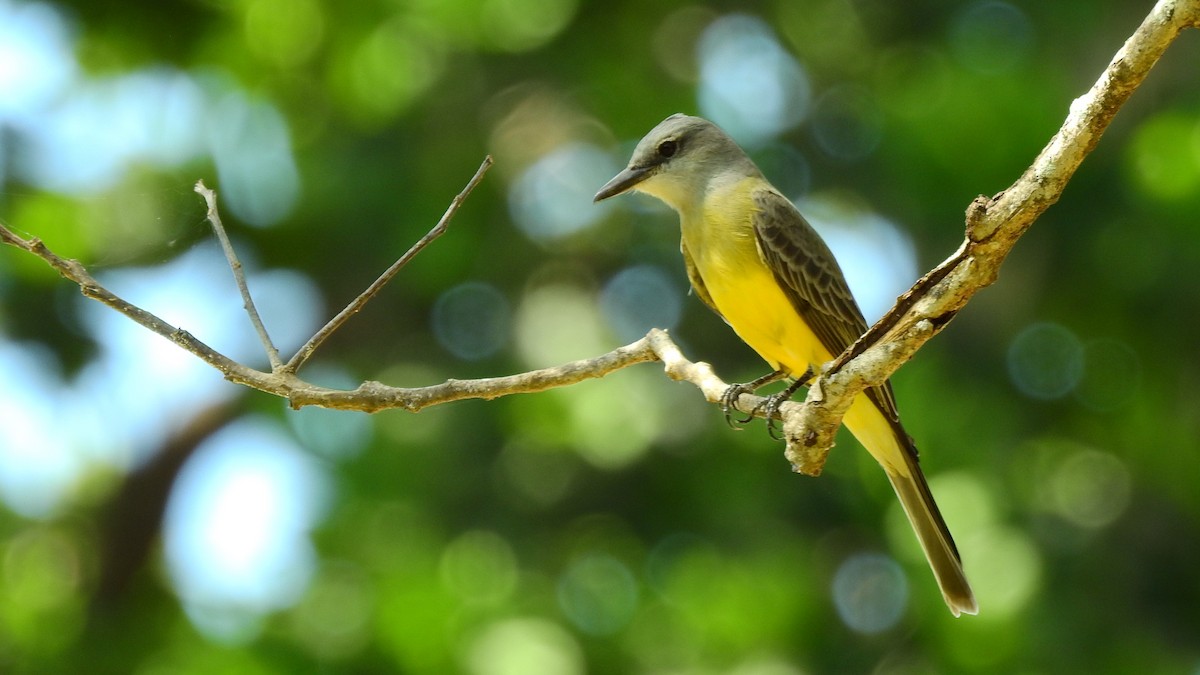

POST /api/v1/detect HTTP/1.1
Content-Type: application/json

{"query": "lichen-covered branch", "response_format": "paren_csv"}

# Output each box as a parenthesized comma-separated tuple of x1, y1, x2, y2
(777, 0, 1200, 475)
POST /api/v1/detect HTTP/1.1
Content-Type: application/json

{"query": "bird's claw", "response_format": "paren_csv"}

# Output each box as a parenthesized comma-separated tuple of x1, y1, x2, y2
(720, 384, 756, 428)
(719, 369, 809, 438)
(727, 367, 813, 439)
(754, 392, 790, 440)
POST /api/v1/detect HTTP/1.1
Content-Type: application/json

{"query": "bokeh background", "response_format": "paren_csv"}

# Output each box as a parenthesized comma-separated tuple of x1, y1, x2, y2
(1, 0, 1198, 672)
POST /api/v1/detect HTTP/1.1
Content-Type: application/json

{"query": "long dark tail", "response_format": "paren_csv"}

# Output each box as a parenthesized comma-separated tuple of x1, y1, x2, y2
(842, 389, 978, 616)
(886, 441, 978, 616)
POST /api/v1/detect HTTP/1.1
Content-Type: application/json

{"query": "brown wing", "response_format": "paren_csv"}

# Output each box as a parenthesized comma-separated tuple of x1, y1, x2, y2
(750, 186, 902, 422)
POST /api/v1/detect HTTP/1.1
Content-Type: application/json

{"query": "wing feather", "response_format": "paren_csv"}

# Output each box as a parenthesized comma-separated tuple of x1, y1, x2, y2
(750, 187, 902, 423)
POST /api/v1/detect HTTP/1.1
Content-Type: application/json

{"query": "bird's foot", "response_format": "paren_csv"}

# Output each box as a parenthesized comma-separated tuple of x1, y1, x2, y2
(728, 366, 815, 439)
(720, 369, 789, 429)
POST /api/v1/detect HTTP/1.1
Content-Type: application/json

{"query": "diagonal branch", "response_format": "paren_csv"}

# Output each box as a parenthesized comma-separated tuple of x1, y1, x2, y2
(775, 0, 1200, 475)
(195, 180, 283, 370)
(283, 155, 494, 375)
(0, 222, 254, 384)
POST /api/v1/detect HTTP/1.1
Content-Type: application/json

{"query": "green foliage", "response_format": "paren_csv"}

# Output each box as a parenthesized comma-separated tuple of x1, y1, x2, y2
(2, 0, 1199, 672)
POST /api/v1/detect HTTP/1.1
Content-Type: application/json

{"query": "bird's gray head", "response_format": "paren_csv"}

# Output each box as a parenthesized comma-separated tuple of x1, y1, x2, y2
(594, 114, 758, 211)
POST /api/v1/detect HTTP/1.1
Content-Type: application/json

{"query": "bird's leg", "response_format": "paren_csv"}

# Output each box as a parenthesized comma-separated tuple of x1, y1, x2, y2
(756, 366, 815, 440)
(720, 369, 788, 428)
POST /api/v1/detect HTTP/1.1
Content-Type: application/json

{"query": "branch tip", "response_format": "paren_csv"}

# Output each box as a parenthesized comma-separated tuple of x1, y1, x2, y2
(285, 154, 495, 374)
(194, 179, 283, 369)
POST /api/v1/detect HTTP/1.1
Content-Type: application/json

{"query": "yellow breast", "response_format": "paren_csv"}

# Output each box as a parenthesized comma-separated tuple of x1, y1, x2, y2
(682, 177, 831, 377)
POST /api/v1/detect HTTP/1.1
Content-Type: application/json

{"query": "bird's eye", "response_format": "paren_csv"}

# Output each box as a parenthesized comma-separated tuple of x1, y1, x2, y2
(657, 140, 678, 158)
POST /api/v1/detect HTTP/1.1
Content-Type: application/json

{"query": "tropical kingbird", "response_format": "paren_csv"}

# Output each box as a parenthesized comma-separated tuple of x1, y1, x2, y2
(594, 114, 977, 617)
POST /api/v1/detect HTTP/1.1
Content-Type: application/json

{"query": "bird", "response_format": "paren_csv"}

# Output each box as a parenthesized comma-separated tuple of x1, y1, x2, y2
(594, 113, 977, 617)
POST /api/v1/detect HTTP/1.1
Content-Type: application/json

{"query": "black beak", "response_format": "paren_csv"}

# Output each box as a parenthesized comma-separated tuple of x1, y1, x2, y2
(594, 165, 652, 202)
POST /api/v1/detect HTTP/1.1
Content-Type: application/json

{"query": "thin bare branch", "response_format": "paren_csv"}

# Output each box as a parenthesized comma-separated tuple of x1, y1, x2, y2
(2, 219, 739, 414)
(194, 180, 283, 370)
(284, 155, 495, 374)
(0, 222, 254, 384)
(285, 329, 676, 412)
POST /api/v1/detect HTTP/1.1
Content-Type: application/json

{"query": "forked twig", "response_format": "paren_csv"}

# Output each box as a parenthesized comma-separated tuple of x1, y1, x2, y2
(194, 180, 283, 370)
(282, 155, 495, 374)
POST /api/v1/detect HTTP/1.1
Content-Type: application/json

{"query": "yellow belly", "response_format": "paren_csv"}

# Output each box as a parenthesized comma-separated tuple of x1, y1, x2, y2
(706, 264, 829, 376)
(706, 264, 908, 475)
